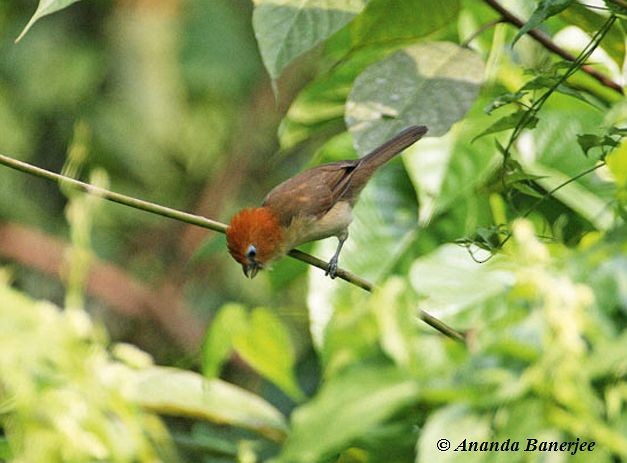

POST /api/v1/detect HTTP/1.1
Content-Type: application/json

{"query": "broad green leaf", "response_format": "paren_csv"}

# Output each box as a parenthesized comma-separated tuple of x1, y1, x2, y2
(132, 366, 287, 441)
(512, 0, 575, 46)
(473, 110, 538, 141)
(233, 307, 305, 401)
(524, 163, 615, 230)
(346, 42, 484, 154)
(278, 364, 420, 462)
(562, 2, 625, 68)
(403, 95, 500, 225)
(409, 244, 514, 320)
(17, 0, 83, 42)
(519, 95, 615, 229)
(252, 0, 368, 80)
(350, 0, 459, 48)
(416, 405, 491, 463)
(606, 139, 627, 197)
(370, 279, 416, 368)
(280, 47, 388, 150)
(202, 303, 248, 378)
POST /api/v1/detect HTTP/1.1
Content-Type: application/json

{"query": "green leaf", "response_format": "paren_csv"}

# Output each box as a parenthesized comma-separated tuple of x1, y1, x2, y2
(409, 244, 514, 319)
(403, 96, 500, 224)
(512, 0, 575, 46)
(577, 133, 620, 157)
(473, 110, 538, 141)
(233, 307, 305, 401)
(562, 2, 625, 68)
(277, 364, 420, 462)
(17, 0, 83, 42)
(370, 279, 416, 368)
(202, 303, 248, 378)
(350, 0, 459, 48)
(523, 163, 615, 230)
(520, 95, 615, 229)
(484, 91, 527, 115)
(252, 0, 368, 80)
(132, 366, 288, 441)
(346, 41, 485, 153)
(511, 181, 545, 199)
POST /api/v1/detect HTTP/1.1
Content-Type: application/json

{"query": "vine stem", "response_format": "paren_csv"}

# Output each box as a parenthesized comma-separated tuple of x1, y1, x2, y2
(0, 152, 466, 343)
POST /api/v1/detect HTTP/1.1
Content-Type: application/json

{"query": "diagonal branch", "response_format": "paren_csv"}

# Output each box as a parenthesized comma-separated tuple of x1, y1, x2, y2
(0, 152, 466, 344)
(484, 0, 623, 95)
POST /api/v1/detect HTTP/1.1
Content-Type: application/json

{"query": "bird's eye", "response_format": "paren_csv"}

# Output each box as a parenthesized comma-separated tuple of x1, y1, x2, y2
(246, 244, 257, 258)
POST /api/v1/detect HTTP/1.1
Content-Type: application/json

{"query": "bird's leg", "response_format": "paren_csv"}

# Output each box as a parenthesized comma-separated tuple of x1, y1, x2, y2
(325, 231, 348, 279)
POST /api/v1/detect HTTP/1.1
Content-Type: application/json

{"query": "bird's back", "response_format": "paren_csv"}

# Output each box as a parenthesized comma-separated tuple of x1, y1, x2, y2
(263, 125, 428, 228)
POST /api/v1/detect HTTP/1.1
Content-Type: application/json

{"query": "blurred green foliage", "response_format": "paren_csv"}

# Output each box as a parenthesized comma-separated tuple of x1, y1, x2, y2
(0, 0, 625, 462)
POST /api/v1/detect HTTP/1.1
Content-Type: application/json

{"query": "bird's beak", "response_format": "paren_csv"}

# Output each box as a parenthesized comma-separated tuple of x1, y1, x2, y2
(243, 262, 261, 279)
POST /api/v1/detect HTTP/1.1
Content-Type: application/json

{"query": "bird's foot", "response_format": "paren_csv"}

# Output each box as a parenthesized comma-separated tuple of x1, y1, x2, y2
(325, 257, 339, 279)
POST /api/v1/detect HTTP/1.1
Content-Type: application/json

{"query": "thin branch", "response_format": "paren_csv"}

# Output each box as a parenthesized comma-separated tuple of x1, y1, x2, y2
(522, 162, 607, 218)
(0, 153, 227, 234)
(484, 0, 623, 95)
(0, 153, 466, 343)
(461, 18, 504, 47)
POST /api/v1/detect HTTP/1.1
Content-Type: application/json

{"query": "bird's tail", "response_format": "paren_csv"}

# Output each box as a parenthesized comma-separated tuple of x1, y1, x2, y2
(357, 125, 428, 171)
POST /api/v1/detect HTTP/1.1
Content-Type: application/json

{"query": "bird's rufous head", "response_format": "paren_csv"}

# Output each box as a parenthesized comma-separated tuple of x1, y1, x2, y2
(226, 207, 285, 278)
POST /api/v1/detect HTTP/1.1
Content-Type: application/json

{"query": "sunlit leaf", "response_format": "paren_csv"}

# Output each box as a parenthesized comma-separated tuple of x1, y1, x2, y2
(403, 95, 500, 225)
(370, 279, 416, 368)
(278, 364, 420, 462)
(562, 2, 625, 68)
(132, 367, 288, 441)
(409, 244, 514, 319)
(606, 139, 627, 191)
(252, 0, 368, 80)
(346, 41, 485, 154)
(234, 307, 305, 401)
(17, 0, 83, 42)
(524, 163, 615, 230)
(521, 95, 615, 229)
(417, 405, 490, 463)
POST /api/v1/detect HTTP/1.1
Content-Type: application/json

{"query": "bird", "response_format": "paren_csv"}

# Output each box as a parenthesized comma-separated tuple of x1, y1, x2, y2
(226, 125, 428, 279)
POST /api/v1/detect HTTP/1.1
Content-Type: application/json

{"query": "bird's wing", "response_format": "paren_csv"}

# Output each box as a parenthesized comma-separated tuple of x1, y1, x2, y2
(262, 160, 358, 227)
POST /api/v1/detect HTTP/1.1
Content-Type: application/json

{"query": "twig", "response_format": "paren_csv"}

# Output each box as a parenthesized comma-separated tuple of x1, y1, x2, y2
(461, 18, 504, 47)
(0, 153, 466, 343)
(484, 0, 623, 95)
(522, 162, 607, 218)
(0, 153, 227, 233)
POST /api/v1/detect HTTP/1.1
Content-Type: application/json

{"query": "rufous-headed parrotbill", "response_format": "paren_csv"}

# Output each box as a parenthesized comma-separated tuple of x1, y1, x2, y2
(226, 125, 428, 279)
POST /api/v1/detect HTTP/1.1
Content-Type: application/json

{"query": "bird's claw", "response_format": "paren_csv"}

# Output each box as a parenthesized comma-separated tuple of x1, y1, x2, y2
(325, 258, 339, 279)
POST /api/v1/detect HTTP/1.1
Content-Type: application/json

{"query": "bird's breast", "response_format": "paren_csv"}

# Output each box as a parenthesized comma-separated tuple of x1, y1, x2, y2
(285, 201, 353, 248)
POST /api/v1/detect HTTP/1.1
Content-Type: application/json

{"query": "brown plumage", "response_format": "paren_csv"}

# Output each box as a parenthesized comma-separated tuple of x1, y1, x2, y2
(226, 125, 428, 278)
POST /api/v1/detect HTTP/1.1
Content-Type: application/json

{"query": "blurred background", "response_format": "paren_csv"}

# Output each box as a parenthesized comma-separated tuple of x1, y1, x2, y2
(0, 0, 319, 370)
